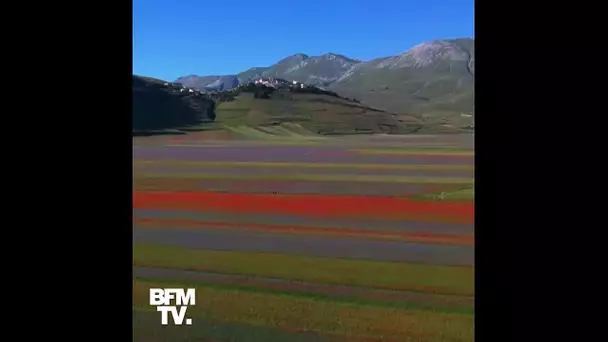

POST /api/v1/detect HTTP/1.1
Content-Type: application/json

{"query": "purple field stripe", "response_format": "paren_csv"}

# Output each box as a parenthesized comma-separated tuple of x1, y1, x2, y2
(133, 226, 474, 266)
(133, 145, 473, 165)
(133, 166, 474, 178)
(134, 266, 475, 303)
(132, 179, 455, 196)
(133, 209, 474, 235)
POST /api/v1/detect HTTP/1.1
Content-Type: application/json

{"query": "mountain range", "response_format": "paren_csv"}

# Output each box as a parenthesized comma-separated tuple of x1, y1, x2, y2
(175, 38, 474, 120)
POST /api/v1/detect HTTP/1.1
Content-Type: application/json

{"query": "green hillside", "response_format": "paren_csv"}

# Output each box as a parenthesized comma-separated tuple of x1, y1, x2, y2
(200, 91, 424, 136)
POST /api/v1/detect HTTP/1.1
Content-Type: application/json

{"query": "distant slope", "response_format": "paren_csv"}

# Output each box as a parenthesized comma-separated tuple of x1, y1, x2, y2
(132, 75, 216, 135)
(330, 39, 474, 119)
(176, 38, 474, 129)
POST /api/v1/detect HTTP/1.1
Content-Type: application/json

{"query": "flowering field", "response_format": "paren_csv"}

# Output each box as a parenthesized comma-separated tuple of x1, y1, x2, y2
(133, 134, 474, 342)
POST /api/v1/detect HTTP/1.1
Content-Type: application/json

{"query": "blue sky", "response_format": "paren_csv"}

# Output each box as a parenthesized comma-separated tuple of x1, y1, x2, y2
(133, 0, 474, 81)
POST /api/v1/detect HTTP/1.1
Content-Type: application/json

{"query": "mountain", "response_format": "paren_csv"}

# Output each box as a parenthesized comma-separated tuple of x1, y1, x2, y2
(174, 75, 239, 91)
(330, 39, 474, 122)
(181, 52, 361, 90)
(175, 38, 474, 126)
(237, 53, 361, 86)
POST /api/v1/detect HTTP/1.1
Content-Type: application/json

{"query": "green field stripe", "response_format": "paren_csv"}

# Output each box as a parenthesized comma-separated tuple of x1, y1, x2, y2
(133, 160, 474, 171)
(134, 279, 473, 341)
(134, 173, 474, 184)
(132, 180, 469, 195)
(133, 275, 474, 315)
(408, 185, 475, 203)
(352, 148, 474, 156)
(421, 187, 475, 201)
(133, 307, 337, 342)
(133, 244, 474, 296)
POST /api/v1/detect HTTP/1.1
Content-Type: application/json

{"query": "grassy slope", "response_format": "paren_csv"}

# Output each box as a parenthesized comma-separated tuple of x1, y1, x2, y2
(196, 92, 423, 137)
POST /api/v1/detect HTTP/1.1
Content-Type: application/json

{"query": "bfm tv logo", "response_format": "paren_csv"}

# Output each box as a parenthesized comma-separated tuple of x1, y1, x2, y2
(149, 288, 195, 325)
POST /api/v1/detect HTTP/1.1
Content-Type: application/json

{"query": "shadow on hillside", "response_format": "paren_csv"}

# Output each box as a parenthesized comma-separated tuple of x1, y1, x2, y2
(132, 127, 216, 137)
(132, 76, 217, 136)
(178, 127, 212, 132)
(132, 131, 187, 137)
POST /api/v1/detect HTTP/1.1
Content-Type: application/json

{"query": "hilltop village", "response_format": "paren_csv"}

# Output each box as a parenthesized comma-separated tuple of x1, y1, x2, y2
(162, 77, 344, 102)
(163, 77, 311, 93)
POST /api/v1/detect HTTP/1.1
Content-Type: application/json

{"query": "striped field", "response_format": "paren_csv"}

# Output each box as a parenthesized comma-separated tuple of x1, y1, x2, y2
(133, 134, 474, 342)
